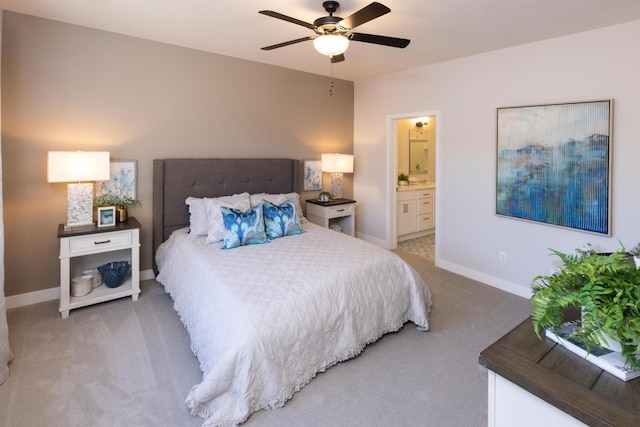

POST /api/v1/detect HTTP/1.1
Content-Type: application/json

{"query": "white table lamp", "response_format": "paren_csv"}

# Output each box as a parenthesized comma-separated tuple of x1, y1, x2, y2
(321, 153, 354, 199)
(47, 151, 110, 229)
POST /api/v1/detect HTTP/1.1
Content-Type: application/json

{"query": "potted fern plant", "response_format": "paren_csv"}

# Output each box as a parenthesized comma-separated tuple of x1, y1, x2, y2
(531, 245, 640, 369)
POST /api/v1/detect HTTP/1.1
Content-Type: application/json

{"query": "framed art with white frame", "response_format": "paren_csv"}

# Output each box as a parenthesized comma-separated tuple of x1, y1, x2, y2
(303, 160, 322, 191)
(97, 206, 116, 227)
(95, 160, 137, 201)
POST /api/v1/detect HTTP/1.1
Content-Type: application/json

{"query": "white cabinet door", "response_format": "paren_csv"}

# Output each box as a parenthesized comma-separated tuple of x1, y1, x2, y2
(397, 199, 417, 235)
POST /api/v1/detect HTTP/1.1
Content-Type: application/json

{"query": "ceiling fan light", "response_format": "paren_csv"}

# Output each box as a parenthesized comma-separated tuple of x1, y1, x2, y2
(313, 34, 349, 56)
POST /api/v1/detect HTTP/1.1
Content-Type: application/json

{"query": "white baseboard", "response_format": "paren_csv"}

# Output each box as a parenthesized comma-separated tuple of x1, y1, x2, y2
(6, 269, 156, 310)
(6, 287, 61, 310)
(436, 259, 532, 299)
(355, 231, 389, 248)
(140, 269, 156, 281)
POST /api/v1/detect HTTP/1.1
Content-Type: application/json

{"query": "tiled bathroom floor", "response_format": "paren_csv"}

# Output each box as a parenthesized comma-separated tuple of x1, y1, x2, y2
(397, 234, 435, 263)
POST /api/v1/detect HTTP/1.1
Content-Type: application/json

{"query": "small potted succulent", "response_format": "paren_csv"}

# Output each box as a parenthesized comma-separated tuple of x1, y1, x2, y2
(318, 191, 331, 202)
(398, 173, 409, 186)
(531, 244, 640, 369)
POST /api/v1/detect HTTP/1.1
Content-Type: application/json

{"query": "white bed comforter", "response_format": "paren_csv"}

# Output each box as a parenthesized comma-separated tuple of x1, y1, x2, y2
(156, 224, 431, 426)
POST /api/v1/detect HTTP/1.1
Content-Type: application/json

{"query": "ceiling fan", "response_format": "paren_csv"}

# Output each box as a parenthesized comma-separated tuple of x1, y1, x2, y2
(259, 1, 410, 63)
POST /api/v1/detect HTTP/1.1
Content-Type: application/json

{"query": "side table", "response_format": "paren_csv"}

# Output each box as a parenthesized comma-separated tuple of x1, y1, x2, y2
(306, 198, 356, 237)
(57, 217, 141, 318)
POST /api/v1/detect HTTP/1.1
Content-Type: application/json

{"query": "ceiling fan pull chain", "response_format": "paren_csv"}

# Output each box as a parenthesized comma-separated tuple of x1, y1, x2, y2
(329, 62, 334, 96)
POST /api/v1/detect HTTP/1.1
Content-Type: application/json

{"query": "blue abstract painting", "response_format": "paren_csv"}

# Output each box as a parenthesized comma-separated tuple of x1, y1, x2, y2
(496, 100, 612, 235)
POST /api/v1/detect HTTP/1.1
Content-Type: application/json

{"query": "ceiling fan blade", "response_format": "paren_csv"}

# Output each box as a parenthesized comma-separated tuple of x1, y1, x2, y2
(349, 32, 410, 48)
(339, 2, 390, 29)
(261, 36, 314, 51)
(330, 54, 345, 63)
(259, 10, 316, 30)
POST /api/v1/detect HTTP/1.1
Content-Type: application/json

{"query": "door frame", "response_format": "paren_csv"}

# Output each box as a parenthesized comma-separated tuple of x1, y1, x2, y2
(386, 110, 440, 251)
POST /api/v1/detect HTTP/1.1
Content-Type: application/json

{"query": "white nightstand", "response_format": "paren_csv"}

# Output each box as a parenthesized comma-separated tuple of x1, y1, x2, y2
(306, 198, 356, 237)
(57, 217, 141, 318)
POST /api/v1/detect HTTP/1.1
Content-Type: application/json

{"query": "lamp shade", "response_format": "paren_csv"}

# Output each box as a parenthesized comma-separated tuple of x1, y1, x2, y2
(47, 151, 110, 183)
(322, 153, 353, 173)
(313, 34, 349, 56)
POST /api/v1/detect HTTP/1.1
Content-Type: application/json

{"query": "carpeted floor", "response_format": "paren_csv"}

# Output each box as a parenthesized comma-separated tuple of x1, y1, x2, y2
(0, 250, 531, 427)
(397, 234, 435, 262)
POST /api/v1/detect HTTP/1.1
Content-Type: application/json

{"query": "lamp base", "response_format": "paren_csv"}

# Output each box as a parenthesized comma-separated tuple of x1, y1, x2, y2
(66, 183, 95, 229)
(330, 173, 344, 199)
(63, 223, 96, 231)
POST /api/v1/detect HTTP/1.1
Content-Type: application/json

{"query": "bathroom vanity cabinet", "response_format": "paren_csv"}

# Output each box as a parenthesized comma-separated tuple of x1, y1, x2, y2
(397, 186, 435, 240)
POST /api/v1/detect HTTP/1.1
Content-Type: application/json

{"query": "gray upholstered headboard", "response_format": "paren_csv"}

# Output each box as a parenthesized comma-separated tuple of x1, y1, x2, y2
(153, 158, 301, 271)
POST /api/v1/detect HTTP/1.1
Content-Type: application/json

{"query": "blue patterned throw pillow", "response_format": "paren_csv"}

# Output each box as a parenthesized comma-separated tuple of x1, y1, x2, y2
(262, 198, 305, 240)
(221, 203, 268, 249)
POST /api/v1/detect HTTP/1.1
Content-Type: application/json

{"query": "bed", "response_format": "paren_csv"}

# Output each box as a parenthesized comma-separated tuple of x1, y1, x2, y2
(153, 158, 432, 426)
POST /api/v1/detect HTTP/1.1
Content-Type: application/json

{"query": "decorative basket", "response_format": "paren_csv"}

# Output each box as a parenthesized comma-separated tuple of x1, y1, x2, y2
(71, 275, 93, 297)
(98, 261, 131, 288)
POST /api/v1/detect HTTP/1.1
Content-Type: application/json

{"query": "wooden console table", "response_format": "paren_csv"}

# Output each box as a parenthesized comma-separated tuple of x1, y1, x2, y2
(479, 318, 639, 426)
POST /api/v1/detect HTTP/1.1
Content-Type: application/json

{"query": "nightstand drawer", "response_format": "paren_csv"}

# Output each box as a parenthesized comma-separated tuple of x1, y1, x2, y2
(68, 230, 132, 255)
(306, 201, 355, 219)
(326, 203, 355, 218)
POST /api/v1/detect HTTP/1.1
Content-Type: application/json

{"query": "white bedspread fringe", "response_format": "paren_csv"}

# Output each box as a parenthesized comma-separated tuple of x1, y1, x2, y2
(189, 316, 426, 427)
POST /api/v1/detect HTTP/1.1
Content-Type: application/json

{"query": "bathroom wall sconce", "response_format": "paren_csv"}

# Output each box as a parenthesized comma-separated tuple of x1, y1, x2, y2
(416, 120, 428, 128)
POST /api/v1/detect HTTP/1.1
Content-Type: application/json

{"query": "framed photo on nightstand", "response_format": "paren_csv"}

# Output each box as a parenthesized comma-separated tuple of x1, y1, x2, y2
(97, 206, 116, 227)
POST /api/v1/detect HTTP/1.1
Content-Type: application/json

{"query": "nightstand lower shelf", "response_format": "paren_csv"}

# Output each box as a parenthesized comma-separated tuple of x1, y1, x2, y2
(63, 277, 139, 317)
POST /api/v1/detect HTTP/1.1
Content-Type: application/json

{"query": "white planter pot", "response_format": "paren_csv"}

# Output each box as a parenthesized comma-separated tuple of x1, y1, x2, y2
(581, 307, 623, 352)
(597, 332, 623, 353)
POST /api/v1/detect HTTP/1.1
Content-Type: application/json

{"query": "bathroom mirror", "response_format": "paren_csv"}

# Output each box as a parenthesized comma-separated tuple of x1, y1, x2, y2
(409, 130, 428, 175)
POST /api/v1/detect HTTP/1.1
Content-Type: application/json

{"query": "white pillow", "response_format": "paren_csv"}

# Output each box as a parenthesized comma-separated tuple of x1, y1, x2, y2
(205, 193, 251, 243)
(250, 192, 307, 223)
(185, 197, 208, 237)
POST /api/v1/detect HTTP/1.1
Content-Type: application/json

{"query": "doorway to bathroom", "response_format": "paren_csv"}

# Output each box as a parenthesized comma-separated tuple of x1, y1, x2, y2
(386, 111, 439, 263)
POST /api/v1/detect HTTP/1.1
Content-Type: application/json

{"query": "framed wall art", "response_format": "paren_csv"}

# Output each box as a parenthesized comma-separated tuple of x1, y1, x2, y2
(95, 160, 137, 201)
(496, 100, 612, 235)
(303, 160, 322, 191)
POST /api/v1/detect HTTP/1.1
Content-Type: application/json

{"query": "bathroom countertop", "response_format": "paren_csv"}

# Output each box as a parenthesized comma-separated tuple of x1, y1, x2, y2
(397, 183, 435, 191)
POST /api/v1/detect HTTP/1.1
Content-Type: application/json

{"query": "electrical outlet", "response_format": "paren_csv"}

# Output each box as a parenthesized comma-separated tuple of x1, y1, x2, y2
(499, 251, 508, 263)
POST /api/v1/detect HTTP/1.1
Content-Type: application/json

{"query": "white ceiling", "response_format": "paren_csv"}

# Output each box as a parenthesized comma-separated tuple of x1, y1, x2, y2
(2, 0, 640, 81)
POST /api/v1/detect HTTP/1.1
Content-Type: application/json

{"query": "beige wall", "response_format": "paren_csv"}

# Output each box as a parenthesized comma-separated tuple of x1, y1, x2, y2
(1, 12, 354, 297)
